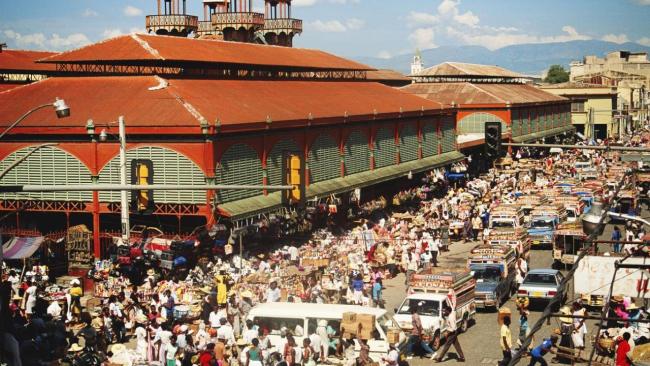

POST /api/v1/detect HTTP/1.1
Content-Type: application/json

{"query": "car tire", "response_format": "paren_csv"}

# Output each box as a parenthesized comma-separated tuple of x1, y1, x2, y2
(433, 331, 441, 350)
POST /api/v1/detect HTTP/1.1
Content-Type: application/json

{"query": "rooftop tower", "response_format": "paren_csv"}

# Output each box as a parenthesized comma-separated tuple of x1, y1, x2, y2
(146, 0, 199, 37)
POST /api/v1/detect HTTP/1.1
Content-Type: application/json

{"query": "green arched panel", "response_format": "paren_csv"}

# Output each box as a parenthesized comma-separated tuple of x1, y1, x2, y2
(98, 146, 206, 204)
(267, 139, 300, 187)
(441, 119, 457, 153)
(0, 146, 92, 201)
(421, 122, 438, 157)
(215, 144, 263, 203)
(374, 126, 396, 168)
(400, 124, 419, 162)
(308, 134, 339, 183)
(457, 112, 506, 135)
(343, 131, 370, 176)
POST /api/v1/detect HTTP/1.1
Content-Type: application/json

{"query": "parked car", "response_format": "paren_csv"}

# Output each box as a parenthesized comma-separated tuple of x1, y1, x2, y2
(517, 269, 565, 307)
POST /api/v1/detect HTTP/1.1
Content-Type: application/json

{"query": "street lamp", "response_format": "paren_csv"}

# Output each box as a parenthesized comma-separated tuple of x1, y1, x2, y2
(88, 116, 130, 243)
(0, 97, 70, 139)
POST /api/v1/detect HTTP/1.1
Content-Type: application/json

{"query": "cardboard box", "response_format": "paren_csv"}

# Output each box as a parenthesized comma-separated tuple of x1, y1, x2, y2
(357, 314, 376, 330)
(343, 312, 357, 323)
(387, 329, 400, 344)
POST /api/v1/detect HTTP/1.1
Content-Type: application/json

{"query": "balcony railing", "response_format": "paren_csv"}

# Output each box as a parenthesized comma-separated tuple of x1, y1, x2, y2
(211, 12, 265, 29)
(264, 18, 303, 33)
(197, 20, 214, 34)
(146, 14, 199, 31)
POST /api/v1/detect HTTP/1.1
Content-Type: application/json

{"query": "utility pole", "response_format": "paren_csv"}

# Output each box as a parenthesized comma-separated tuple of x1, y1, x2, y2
(118, 116, 129, 243)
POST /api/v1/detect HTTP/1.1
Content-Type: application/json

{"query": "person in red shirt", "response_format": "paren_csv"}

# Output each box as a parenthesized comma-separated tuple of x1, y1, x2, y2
(199, 343, 216, 366)
(616, 332, 632, 366)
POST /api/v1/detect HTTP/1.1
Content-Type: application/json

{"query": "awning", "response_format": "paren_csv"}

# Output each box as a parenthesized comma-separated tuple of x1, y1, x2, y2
(2, 236, 45, 259)
(512, 126, 575, 143)
(219, 151, 465, 220)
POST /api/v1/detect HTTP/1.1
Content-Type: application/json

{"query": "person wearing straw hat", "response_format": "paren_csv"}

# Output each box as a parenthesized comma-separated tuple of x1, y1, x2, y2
(571, 301, 587, 358)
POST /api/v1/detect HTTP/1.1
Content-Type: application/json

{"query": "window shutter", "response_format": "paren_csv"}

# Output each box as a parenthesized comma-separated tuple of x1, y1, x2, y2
(343, 131, 369, 176)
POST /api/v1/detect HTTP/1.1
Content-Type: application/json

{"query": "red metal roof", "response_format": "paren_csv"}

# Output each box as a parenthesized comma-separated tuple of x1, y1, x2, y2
(0, 49, 57, 72)
(39, 34, 372, 71)
(366, 69, 411, 82)
(402, 82, 567, 107)
(0, 76, 446, 135)
(413, 62, 524, 78)
(0, 84, 24, 93)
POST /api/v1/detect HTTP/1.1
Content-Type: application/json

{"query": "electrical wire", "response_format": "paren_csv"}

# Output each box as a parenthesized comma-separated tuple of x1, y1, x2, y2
(507, 169, 634, 365)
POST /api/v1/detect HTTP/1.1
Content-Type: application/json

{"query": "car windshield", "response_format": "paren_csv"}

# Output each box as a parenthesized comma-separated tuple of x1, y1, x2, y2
(523, 273, 557, 285)
(398, 299, 440, 317)
(492, 220, 514, 229)
(472, 267, 501, 282)
(531, 219, 554, 228)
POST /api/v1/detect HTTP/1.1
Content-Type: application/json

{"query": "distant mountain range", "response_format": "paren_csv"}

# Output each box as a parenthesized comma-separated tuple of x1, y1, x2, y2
(354, 40, 650, 76)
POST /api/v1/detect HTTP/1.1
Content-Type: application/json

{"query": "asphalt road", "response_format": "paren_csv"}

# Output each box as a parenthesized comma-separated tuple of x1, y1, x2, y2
(381, 221, 627, 365)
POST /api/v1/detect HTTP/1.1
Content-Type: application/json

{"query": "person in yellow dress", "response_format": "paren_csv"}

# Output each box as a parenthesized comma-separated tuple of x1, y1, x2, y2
(215, 276, 228, 307)
(69, 279, 83, 320)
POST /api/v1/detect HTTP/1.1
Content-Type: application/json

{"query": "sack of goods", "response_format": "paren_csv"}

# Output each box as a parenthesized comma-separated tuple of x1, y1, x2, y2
(340, 312, 376, 340)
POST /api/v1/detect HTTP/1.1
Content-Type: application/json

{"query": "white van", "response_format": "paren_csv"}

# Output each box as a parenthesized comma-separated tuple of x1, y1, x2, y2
(247, 302, 405, 362)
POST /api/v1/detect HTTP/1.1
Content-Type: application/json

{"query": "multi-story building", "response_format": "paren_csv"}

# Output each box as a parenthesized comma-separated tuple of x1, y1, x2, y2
(570, 51, 650, 125)
(540, 82, 618, 140)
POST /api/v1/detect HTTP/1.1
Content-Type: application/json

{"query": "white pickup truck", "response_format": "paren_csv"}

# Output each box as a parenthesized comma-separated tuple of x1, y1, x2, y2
(393, 267, 476, 349)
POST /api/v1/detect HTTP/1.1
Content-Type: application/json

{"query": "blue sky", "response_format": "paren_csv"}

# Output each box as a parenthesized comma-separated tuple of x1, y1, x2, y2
(1, 0, 649, 59)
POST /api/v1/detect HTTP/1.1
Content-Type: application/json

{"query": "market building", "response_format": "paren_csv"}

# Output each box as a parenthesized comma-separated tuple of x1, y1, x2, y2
(402, 61, 573, 170)
(0, 34, 462, 263)
(540, 82, 619, 140)
(0, 46, 56, 92)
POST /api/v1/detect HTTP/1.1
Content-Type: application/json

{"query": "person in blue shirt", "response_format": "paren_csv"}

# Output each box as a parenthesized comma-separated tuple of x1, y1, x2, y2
(372, 278, 383, 308)
(612, 226, 622, 253)
(528, 334, 558, 366)
(352, 274, 365, 305)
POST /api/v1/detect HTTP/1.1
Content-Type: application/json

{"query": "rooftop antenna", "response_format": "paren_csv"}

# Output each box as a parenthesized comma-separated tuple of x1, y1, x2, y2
(0, 43, 7, 53)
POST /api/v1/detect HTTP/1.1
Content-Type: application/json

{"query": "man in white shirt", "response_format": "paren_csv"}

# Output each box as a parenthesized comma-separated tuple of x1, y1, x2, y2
(209, 306, 221, 328)
(288, 246, 299, 263)
(265, 280, 281, 303)
(433, 307, 465, 362)
(216, 317, 236, 346)
(309, 329, 322, 361)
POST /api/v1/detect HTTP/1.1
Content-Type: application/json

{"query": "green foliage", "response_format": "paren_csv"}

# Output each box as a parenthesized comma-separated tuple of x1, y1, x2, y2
(545, 64, 570, 84)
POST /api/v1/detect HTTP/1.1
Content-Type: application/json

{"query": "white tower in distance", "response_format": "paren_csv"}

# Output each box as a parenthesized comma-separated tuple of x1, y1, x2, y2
(411, 49, 423, 75)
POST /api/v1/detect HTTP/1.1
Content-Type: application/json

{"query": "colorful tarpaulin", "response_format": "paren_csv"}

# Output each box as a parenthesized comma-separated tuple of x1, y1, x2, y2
(2, 236, 45, 259)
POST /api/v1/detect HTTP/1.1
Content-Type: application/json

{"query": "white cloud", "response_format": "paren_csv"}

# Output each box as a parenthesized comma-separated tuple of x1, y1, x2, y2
(345, 18, 365, 30)
(3, 29, 91, 51)
(602, 33, 630, 44)
(454, 10, 479, 27)
(308, 18, 364, 32)
(408, 27, 437, 50)
(293, 0, 318, 6)
(638, 37, 650, 46)
(82, 8, 98, 17)
(634, 0, 650, 5)
(309, 20, 347, 32)
(292, 0, 358, 6)
(103, 29, 123, 39)
(407, 0, 592, 51)
(438, 0, 458, 16)
(123, 5, 143, 17)
(406, 11, 439, 27)
(377, 50, 392, 59)
(445, 24, 590, 50)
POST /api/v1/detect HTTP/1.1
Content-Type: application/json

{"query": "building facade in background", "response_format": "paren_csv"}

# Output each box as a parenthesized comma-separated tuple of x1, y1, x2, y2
(570, 51, 649, 126)
(402, 62, 572, 170)
(540, 82, 618, 140)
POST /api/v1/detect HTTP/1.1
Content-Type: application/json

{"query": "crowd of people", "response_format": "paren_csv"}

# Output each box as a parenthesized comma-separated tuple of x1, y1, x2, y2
(3, 129, 650, 366)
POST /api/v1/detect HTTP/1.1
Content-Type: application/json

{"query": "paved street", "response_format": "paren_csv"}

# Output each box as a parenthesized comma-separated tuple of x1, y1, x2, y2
(382, 218, 634, 365)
